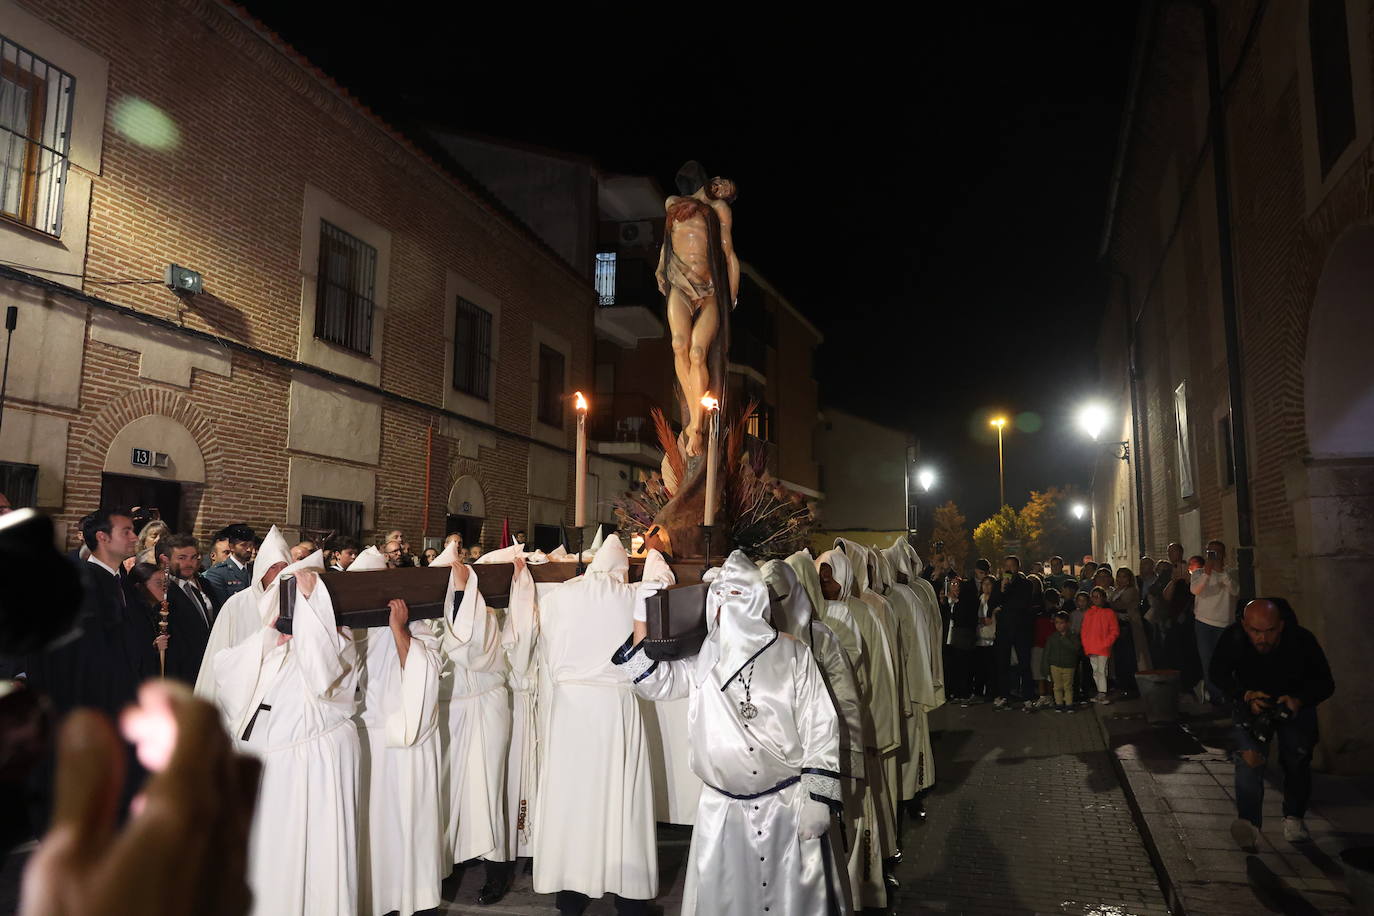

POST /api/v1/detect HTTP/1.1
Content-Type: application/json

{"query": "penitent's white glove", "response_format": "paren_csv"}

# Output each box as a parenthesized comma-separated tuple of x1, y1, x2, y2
(633, 584, 662, 623)
(797, 797, 831, 840)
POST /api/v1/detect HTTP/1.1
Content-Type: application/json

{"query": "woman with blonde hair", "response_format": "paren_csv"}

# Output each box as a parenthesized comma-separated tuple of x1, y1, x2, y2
(136, 519, 171, 565)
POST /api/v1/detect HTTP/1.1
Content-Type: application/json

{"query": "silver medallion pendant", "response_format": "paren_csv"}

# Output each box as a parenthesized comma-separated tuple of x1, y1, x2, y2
(739, 701, 758, 720)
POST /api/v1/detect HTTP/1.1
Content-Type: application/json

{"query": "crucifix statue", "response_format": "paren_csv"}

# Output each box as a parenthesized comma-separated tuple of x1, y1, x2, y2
(656, 161, 739, 457)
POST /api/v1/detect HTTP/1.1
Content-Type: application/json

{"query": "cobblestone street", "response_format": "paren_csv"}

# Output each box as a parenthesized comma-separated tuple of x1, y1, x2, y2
(895, 702, 1170, 915)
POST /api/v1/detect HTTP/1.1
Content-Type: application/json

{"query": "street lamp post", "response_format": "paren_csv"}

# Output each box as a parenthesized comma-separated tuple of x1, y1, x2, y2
(990, 416, 1008, 507)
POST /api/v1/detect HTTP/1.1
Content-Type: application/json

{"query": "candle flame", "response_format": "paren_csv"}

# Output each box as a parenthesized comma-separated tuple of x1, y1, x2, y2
(700, 393, 719, 411)
(574, 391, 588, 412)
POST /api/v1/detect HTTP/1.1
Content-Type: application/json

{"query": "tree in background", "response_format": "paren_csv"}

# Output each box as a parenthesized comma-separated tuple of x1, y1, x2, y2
(973, 504, 1029, 563)
(925, 500, 971, 571)
(1021, 486, 1088, 562)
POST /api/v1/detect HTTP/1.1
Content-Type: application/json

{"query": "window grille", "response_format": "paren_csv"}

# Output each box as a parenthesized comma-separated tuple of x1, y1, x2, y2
(537, 344, 565, 428)
(314, 220, 377, 355)
(595, 252, 617, 305)
(453, 297, 492, 399)
(0, 460, 37, 508)
(0, 35, 74, 235)
(301, 495, 363, 542)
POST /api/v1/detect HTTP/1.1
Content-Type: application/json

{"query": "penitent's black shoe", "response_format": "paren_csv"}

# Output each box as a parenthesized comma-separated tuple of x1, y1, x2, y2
(477, 861, 515, 905)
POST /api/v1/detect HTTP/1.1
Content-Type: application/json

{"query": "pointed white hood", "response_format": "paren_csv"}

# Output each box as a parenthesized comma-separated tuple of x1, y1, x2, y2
(703, 550, 777, 687)
(834, 537, 870, 595)
(872, 549, 894, 594)
(255, 547, 327, 624)
(250, 525, 291, 597)
(785, 549, 827, 631)
(475, 544, 522, 564)
(349, 545, 388, 571)
(589, 524, 605, 551)
(884, 537, 915, 581)
(585, 534, 628, 584)
(761, 559, 811, 639)
(815, 548, 853, 602)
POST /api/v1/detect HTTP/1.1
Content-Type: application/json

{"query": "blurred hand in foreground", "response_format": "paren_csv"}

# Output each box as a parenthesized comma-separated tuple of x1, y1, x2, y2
(20, 680, 260, 916)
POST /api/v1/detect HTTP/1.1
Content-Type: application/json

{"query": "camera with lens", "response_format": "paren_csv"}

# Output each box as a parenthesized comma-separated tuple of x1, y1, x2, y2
(1242, 696, 1293, 745)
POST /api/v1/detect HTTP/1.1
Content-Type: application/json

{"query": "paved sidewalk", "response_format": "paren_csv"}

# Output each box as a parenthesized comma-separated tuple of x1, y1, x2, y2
(1096, 694, 1374, 915)
(899, 701, 1170, 915)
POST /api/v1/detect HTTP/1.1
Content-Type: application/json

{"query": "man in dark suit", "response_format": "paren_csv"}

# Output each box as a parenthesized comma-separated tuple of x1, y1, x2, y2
(203, 524, 255, 607)
(29, 509, 143, 716)
(993, 554, 1036, 707)
(155, 534, 216, 684)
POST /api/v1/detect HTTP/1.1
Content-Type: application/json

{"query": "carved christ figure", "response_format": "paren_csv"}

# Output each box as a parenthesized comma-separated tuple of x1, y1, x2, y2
(656, 174, 739, 457)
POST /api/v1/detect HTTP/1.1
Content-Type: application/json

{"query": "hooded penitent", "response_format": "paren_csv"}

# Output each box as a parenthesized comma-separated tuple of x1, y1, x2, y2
(206, 540, 362, 916)
(701, 551, 779, 689)
(761, 558, 811, 642)
(475, 544, 541, 858)
(194, 525, 293, 702)
(616, 549, 845, 916)
(531, 535, 663, 901)
(349, 544, 444, 916)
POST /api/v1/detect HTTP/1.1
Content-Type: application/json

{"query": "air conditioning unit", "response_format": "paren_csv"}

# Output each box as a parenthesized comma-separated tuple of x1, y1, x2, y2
(619, 220, 654, 248)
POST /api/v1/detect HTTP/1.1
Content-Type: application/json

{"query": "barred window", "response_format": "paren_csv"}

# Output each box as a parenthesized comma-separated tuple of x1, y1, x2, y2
(0, 36, 74, 236)
(301, 495, 363, 542)
(315, 220, 377, 355)
(0, 460, 38, 508)
(537, 344, 565, 428)
(595, 252, 616, 305)
(453, 297, 492, 399)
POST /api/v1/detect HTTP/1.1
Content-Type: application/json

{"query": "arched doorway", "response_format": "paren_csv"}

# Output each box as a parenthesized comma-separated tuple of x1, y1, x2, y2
(101, 415, 207, 533)
(1290, 225, 1374, 775)
(1305, 225, 1374, 457)
(446, 474, 486, 549)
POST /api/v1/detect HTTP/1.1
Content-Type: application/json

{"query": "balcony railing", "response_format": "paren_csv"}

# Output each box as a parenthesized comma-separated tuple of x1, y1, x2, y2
(597, 255, 664, 317)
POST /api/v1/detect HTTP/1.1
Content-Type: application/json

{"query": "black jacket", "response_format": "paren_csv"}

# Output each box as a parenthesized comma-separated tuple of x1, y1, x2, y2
(1208, 621, 1334, 709)
(994, 571, 1034, 638)
(163, 581, 214, 685)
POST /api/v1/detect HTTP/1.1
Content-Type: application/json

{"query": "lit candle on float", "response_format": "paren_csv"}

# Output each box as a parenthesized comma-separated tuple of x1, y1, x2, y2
(574, 391, 588, 529)
(701, 393, 720, 527)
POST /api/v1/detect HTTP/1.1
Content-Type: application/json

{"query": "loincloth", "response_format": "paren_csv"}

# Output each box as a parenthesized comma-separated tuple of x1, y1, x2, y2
(665, 252, 714, 310)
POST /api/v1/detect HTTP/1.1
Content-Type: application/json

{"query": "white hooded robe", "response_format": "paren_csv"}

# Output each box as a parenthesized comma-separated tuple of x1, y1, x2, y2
(211, 549, 361, 916)
(348, 547, 444, 916)
(619, 552, 846, 916)
(532, 536, 659, 901)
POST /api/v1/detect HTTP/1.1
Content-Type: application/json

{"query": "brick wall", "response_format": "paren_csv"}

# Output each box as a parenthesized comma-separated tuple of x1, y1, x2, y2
(1097, 0, 1374, 771)
(12, 0, 594, 548)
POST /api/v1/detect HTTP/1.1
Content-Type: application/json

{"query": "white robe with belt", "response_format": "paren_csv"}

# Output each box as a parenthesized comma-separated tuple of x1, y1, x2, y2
(619, 556, 845, 916)
(212, 573, 360, 916)
(532, 538, 659, 900)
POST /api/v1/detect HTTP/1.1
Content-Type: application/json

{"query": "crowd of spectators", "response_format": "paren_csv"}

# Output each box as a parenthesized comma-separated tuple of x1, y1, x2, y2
(927, 541, 1242, 712)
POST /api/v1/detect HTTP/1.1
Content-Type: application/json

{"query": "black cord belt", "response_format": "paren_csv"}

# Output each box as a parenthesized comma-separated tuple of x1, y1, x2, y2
(705, 774, 800, 800)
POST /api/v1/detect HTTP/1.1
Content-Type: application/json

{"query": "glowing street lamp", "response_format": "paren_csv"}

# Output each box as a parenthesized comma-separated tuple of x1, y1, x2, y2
(989, 416, 1008, 507)
(1077, 403, 1109, 441)
(1072, 503, 1086, 521)
(918, 468, 936, 492)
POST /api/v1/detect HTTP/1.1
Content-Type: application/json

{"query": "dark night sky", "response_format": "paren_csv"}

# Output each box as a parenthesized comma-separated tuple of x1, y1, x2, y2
(243, 2, 1140, 531)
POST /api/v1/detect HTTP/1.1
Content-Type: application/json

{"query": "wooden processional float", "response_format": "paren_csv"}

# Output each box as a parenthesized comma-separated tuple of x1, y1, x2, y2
(271, 559, 773, 663)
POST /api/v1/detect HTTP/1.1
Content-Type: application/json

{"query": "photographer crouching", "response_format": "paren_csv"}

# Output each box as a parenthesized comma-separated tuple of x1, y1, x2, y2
(1209, 598, 1334, 850)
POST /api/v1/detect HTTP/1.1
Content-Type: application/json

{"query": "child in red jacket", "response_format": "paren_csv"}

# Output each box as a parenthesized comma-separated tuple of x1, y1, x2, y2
(1081, 586, 1121, 704)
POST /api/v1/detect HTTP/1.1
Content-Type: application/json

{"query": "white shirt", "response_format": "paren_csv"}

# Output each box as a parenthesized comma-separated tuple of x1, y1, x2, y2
(227, 555, 247, 571)
(1190, 568, 1239, 628)
(87, 555, 121, 579)
(180, 577, 213, 625)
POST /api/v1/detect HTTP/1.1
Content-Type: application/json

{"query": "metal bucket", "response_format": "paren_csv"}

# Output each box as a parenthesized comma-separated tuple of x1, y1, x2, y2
(1134, 669, 1181, 724)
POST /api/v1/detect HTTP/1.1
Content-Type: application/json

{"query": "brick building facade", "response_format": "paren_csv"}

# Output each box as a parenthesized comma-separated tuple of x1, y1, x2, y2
(0, 0, 593, 552)
(1093, 0, 1374, 773)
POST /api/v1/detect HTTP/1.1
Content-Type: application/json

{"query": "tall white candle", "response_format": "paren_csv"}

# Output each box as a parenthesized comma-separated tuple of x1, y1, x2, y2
(702, 393, 720, 527)
(574, 391, 588, 528)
